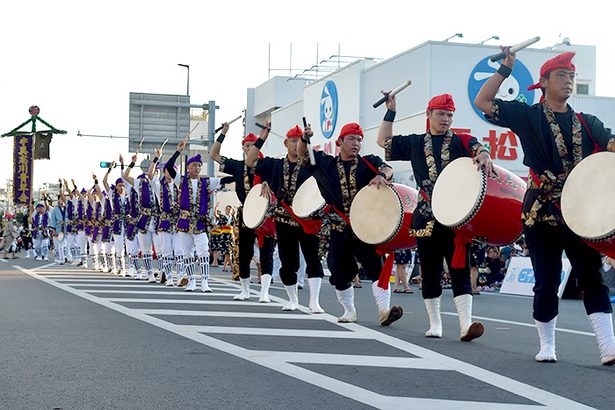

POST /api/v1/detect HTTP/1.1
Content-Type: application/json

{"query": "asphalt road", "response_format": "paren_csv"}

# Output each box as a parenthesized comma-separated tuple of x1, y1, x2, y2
(1, 258, 613, 409)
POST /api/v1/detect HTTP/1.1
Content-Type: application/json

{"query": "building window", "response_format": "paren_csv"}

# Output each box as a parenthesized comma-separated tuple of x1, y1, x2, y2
(576, 83, 589, 95)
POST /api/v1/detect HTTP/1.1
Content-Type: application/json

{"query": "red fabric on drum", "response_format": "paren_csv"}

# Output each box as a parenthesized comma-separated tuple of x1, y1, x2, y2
(279, 200, 320, 235)
(377, 251, 395, 290)
(451, 232, 473, 269)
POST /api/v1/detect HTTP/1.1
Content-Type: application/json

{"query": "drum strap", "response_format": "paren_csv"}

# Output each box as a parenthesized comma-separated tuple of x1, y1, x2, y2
(326, 204, 351, 226)
(279, 200, 320, 235)
(576, 113, 600, 154)
(418, 189, 429, 202)
(360, 157, 379, 174)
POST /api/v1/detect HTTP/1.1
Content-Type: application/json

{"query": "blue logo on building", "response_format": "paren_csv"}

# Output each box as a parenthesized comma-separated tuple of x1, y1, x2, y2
(320, 80, 338, 139)
(468, 57, 535, 122)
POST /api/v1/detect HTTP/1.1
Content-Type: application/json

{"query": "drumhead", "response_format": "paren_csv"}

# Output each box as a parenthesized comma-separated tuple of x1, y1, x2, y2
(243, 183, 271, 229)
(561, 152, 615, 240)
(292, 177, 325, 218)
(432, 157, 485, 227)
(350, 184, 402, 245)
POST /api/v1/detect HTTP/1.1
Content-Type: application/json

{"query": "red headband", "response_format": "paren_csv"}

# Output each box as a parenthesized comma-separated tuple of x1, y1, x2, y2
(286, 125, 303, 139)
(242, 133, 258, 145)
(336, 122, 364, 146)
(528, 52, 576, 91)
(427, 94, 456, 112)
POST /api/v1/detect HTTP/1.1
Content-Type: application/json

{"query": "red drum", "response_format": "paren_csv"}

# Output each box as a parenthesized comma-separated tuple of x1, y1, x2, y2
(349, 183, 418, 251)
(561, 152, 615, 258)
(432, 157, 526, 245)
(291, 176, 324, 234)
(243, 183, 276, 237)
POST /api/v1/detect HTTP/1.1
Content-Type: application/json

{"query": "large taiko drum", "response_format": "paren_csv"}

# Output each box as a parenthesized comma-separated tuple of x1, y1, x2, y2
(349, 183, 418, 251)
(292, 176, 325, 234)
(561, 152, 615, 258)
(243, 183, 276, 237)
(432, 157, 526, 245)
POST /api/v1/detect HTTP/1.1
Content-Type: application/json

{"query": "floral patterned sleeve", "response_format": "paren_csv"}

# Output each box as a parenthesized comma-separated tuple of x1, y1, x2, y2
(385, 135, 413, 161)
(484, 98, 531, 130)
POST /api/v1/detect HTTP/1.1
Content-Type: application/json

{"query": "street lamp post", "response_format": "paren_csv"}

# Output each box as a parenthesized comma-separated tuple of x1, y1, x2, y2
(443, 33, 463, 42)
(479, 35, 500, 45)
(178, 63, 189, 96)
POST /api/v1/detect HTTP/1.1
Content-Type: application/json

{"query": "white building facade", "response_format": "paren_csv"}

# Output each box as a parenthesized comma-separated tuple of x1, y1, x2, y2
(245, 41, 614, 187)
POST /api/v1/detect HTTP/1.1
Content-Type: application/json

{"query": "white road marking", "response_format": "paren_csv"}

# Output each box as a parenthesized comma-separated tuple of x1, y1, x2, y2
(106, 297, 283, 307)
(441, 312, 595, 337)
(84, 290, 240, 297)
(15, 265, 594, 410)
(177, 325, 369, 339)
(136, 309, 323, 320)
(258, 351, 450, 370)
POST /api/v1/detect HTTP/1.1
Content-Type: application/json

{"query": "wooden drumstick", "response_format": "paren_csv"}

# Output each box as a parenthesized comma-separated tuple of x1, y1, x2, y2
(489, 36, 540, 62)
(255, 122, 285, 139)
(160, 138, 169, 152)
(302, 116, 316, 166)
(215, 114, 242, 133)
(136, 136, 144, 154)
(373, 80, 412, 108)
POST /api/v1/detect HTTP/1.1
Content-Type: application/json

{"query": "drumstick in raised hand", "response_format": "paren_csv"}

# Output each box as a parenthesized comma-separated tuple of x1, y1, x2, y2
(136, 136, 145, 154)
(373, 80, 412, 108)
(215, 114, 242, 133)
(489, 36, 540, 62)
(255, 122, 285, 139)
(302, 116, 316, 166)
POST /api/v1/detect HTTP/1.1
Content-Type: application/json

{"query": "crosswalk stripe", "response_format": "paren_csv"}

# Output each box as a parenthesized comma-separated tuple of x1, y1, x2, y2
(177, 325, 369, 339)
(15, 265, 593, 410)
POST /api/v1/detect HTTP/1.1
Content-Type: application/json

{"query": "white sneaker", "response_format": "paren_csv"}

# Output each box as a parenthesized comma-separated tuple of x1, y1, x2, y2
(234, 278, 251, 300)
(35, 256, 42, 261)
(201, 280, 213, 293)
(185, 278, 196, 292)
(165, 278, 175, 287)
(282, 285, 299, 311)
(71, 259, 81, 266)
(43, 256, 49, 261)
(135, 272, 143, 280)
(147, 273, 157, 283)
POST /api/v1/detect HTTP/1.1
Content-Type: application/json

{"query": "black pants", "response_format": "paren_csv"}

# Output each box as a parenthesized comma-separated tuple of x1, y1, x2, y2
(238, 224, 275, 279)
(524, 222, 612, 322)
(416, 221, 472, 299)
(276, 221, 323, 286)
(327, 226, 383, 291)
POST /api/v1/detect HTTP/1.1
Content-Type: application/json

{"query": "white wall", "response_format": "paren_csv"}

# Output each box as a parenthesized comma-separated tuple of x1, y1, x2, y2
(268, 99, 304, 157)
(362, 44, 432, 129)
(303, 60, 374, 155)
(247, 41, 614, 180)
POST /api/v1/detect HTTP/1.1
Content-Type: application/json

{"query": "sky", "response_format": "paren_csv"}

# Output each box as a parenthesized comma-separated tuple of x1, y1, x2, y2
(1, 0, 613, 192)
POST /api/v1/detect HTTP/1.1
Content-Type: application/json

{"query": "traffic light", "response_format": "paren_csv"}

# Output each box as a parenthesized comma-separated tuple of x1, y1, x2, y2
(100, 161, 115, 168)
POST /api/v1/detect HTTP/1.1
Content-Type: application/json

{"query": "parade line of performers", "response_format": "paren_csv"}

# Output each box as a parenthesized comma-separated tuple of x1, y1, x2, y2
(29, 50, 615, 366)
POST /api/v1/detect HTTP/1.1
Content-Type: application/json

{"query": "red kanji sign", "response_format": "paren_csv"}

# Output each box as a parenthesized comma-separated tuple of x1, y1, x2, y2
(483, 130, 518, 160)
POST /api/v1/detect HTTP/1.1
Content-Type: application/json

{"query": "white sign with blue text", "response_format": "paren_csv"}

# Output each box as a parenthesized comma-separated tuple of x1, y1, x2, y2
(500, 257, 571, 298)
